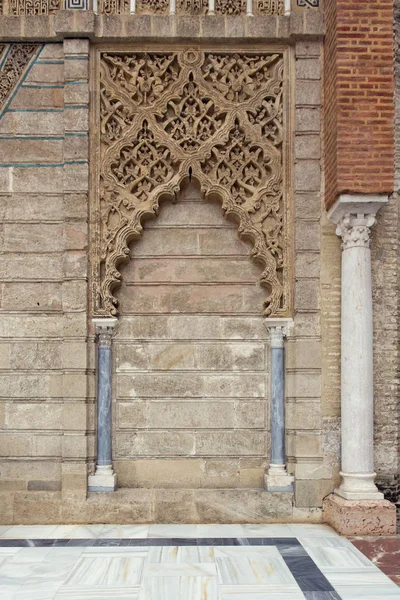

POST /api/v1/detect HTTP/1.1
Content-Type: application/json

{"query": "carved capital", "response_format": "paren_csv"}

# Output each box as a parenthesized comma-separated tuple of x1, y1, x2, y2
(269, 326, 285, 348)
(264, 319, 293, 347)
(93, 318, 118, 347)
(335, 213, 376, 250)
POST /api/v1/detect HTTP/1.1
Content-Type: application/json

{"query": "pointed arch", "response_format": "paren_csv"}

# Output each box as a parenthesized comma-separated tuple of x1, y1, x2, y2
(92, 48, 291, 318)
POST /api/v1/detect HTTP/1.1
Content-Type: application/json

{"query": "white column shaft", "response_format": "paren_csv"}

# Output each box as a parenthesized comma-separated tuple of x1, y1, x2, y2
(328, 195, 387, 501)
(341, 243, 374, 475)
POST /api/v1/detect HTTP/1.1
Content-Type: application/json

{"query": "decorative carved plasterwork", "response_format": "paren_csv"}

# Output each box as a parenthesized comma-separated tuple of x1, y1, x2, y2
(94, 48, 290, 318)
(177, 0, 207, 14)
(136, 0, 169, 13)
(6, 0, 60, 14)
(0, 44, 40, 115)
(98, 0, 129, 13)
(215, 0, 246, 14)
(257, 0, 284, 15)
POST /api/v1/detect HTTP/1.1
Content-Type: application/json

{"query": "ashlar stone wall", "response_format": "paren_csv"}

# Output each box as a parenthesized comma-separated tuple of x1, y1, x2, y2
(0, 40, 90, 521)
(114, 181, 269, 489)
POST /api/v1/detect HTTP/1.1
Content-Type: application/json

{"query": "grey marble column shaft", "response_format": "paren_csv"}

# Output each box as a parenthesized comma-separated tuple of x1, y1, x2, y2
(264, 323, 293, 491)
(97, 340, 112, 468)
(88, 318, 118, 493)
(270, 344, 285, 466)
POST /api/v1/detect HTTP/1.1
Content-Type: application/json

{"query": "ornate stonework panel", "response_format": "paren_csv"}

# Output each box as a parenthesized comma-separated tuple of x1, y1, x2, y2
(93, 48, 291, 318)
(6, 0, 60, 14)
(0, 44, 40, 114)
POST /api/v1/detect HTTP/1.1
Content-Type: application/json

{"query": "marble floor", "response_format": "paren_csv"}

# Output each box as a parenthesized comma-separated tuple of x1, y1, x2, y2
(0, 524, 399, 599)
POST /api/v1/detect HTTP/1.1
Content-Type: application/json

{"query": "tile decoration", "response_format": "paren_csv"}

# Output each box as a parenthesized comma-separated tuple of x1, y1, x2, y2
(63, 0, 88, 8)
(0, 524, 399, 599)
(296, 0, 319, 6)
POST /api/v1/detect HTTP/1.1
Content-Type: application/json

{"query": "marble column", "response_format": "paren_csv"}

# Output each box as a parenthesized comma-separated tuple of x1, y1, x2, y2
(328, 195, 387, 500)
(88, 318, 118, 492)
(264, 321, 294, 491)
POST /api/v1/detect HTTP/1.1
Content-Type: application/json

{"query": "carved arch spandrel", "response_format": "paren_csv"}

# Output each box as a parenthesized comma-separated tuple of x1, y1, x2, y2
(93, 48, 291, 318)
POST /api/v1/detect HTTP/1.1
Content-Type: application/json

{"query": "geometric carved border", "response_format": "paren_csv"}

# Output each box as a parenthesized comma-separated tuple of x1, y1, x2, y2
(0, 44, 41, 117)
(91, 46, 292, 318)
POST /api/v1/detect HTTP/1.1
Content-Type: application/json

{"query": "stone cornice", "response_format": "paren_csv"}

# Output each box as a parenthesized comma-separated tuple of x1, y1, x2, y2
(0, 10, 323, 42)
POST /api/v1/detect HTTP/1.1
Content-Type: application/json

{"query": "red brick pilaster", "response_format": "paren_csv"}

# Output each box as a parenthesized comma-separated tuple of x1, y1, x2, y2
(324, 0, 394, 210)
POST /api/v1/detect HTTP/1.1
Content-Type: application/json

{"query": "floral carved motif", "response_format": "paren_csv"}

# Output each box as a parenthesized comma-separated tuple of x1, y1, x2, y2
(95, 49, 290, 318)
(0, 44, 40, 114)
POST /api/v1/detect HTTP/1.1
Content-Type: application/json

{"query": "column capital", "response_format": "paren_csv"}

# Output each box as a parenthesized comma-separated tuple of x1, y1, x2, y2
(92, 317, 118, 347)
(263, 318, 293, 347)
(327, 193, 388, 250)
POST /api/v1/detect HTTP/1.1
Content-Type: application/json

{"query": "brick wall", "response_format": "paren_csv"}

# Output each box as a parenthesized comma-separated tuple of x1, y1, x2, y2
(324, 0, 394, 209)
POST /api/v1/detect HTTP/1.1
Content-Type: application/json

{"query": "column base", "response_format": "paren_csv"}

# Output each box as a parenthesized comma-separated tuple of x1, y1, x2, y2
(323, 493, 396, 535)
(88, 465, 117, 492)
(335, 471, 384, 500)
(265, 464, 294, 492)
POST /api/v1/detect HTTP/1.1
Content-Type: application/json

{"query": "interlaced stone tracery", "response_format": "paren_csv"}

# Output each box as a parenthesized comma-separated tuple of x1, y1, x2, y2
(94, 48, 290, 318)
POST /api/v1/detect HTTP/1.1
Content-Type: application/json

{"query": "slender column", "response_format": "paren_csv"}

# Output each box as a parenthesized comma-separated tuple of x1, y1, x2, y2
(328, 195, 387, 500)
(264, 322, 294, 491)
(88, 318, 118, 492)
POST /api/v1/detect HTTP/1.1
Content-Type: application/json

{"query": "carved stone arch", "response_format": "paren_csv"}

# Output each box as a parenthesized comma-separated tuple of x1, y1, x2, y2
(92, 47, 291, 318)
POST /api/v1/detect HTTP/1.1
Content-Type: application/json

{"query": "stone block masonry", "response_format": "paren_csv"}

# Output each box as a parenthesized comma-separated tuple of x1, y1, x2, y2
(0, 40, 90, 499)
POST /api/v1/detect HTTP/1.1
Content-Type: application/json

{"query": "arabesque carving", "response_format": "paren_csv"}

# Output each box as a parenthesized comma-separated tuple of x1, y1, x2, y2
(95, 49, 290, 318)
(0, 44, 40, 113)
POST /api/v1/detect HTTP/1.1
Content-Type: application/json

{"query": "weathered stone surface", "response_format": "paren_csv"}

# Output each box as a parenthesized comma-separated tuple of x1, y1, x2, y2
(195, 489, 293, 523)
(323, 494, 396, 535)
(114, 459, 204, 488)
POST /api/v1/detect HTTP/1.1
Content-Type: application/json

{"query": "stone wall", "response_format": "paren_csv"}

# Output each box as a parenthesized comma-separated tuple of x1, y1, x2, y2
(0, 40, 90, 518)
(0, 18, 345, 522)
(113, 181, 269, 489)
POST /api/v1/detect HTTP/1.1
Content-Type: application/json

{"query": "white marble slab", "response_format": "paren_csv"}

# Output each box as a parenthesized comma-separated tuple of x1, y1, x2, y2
(55, 586, 140, 599)
(99, 525, 149, 539)
(139, 576, 218, 600)
(66, 556, 144, 586)
(147, 546, 215, 564)
(219, 584, 305, 599)
(215, 547, 297, 586)
(241, 524, 294, 537)
(305, 545, 378, 569)
(145, 562, 217, 577)
(325, 569, 399, 587)
(287, 524, 340, 537)
(1, 526, 59, 539)
(195, 525, 246, 538)
(51, 525, 106, 539)
(147, 525, 197, 538)
(334, 584, 400, 600)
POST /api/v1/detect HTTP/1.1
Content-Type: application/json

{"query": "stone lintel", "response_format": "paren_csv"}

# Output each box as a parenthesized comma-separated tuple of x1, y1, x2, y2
(323, 493, 396, 536)
(0, 12, 323, 43)
(327, 193, 388, 225)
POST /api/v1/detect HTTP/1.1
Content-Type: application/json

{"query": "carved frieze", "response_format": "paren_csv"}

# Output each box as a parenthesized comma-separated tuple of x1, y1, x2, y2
(0, 44, 40, 114)
(94, 48, 290, 318)
(6, 0, 61, 14)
